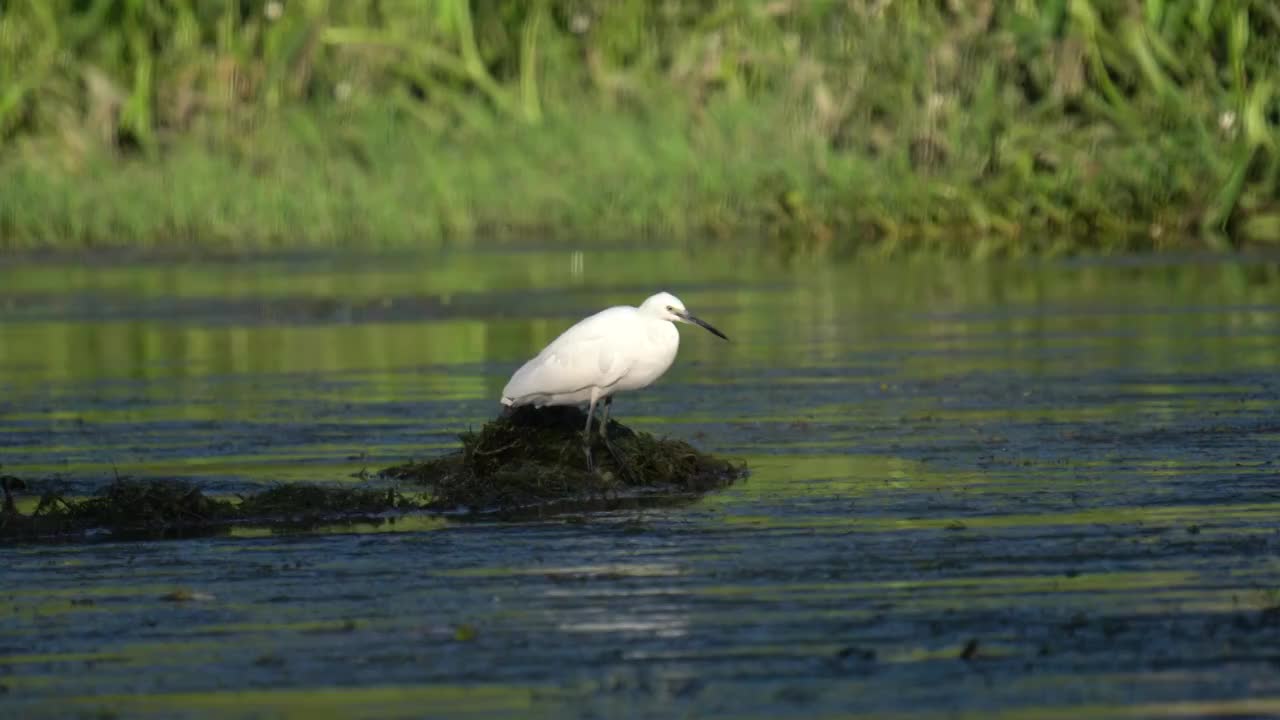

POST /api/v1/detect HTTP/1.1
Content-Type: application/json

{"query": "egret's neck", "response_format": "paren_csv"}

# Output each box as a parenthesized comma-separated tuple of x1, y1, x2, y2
(642, 315, 680, 349)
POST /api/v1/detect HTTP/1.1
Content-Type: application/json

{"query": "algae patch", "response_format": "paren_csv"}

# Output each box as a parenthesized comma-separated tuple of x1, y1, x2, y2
(0, 478, 421, 541)
(383, 405, 745, 512)
(0, 408, 742, 541)
(2, 478, 237, 540)
(237, 485, 416, 518)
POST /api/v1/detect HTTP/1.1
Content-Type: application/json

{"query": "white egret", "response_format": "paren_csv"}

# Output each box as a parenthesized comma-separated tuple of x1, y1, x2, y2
(501, 291, 728, 471)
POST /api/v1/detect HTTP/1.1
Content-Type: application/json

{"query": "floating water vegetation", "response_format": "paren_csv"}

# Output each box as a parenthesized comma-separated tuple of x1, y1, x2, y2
(0, 409, 743, 541)
(0, 477, 421, 542)
(383, 405, 746, 513)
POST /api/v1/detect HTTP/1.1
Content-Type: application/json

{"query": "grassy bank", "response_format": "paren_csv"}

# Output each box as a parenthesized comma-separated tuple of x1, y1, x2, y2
(1, 1, 1278, 255)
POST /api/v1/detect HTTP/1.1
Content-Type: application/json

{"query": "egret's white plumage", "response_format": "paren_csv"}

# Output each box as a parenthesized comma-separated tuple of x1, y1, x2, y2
(501, 292, 725, 409)
(500, 292, 727, 470)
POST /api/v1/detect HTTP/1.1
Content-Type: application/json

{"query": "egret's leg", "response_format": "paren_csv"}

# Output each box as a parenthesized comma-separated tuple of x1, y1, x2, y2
(598, 396, 636, 483)
(583, 390, 600, 473)
(599, 396, 612, 438)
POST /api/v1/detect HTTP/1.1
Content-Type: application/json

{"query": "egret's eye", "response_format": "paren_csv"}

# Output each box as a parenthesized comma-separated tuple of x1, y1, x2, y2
(666, 305, 674, 312)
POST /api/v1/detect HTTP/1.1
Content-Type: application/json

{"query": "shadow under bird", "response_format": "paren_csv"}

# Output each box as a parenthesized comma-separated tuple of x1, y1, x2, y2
(501, 291, 729, 472)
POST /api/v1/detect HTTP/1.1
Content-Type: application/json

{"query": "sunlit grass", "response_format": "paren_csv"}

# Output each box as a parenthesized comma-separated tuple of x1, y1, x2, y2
(0, 1, 1276, 254)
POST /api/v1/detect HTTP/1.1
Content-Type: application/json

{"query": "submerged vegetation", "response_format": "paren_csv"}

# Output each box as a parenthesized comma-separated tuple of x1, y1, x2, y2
(1, 1, 1278, 254)
(0, 408, 742, 541)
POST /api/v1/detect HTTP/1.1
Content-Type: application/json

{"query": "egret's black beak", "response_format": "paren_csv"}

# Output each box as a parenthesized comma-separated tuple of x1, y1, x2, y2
(680, 311, 728, 341)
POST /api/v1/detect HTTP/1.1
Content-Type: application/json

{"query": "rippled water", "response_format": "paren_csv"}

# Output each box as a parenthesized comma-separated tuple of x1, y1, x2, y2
(3, 249, 1280, 718)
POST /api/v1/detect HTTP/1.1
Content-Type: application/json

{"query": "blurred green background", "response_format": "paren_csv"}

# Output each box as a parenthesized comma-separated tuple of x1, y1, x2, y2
(1, 0, 1278, 255)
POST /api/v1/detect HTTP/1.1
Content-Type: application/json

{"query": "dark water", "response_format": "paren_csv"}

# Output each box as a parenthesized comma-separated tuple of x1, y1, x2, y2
(3, 249, 1280, 719)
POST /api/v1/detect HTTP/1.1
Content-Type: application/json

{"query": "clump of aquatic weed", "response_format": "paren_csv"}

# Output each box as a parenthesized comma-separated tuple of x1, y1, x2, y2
(382, 405, 745, 512)
(0, 410, 742, 540)
(2, 478, 237, 539)
(237, 484, 415, 519)
(0, 477, 418, 542)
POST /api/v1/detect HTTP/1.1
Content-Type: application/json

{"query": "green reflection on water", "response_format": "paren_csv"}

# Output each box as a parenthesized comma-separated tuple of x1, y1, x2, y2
(3, 252, 1279, 386)
(69, 684, 546, 719)
(913, 698, 1280, 720)
(4, 251, 1280, 719)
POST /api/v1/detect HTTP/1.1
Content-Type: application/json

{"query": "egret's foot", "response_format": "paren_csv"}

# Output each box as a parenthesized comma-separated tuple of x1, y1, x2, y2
(601, 435, 638, 484)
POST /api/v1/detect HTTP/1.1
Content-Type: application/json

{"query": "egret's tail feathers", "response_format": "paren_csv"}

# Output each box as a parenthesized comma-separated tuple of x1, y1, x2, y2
(501, 396, 515, 407)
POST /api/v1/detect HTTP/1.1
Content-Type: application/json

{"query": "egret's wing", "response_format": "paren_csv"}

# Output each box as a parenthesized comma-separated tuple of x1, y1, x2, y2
(502, 308, 634, 401)
(503, 337, 631, 400)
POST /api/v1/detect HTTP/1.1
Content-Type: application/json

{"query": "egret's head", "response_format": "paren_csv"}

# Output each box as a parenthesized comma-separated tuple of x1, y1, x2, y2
(641, 292, 729, 341)
(641, 291, 686, 322)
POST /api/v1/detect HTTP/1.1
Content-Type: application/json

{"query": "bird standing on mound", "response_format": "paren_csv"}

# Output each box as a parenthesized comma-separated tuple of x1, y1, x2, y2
(501, 292, 728, 472)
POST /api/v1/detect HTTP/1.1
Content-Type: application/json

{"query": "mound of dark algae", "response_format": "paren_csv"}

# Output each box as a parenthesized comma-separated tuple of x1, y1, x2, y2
(1, 477, 237, 540)
(0, 476, 419, 542)
(0, 407, 744, 541)
(382, 405, 746, 513)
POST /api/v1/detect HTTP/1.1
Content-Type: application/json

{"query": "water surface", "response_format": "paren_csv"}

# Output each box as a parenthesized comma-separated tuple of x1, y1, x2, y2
(2, 249, 1280, 718)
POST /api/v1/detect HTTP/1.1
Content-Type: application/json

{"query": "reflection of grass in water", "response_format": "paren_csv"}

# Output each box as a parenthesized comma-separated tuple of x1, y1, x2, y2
(709, 501, 1280, 534)
(68, 684, 541, 719)
(884, 699, 1280, 720)
(4, 258, 1280, 397)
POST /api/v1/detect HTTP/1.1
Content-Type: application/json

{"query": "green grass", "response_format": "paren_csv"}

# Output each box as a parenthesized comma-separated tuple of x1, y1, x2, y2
(1, 1, 1278, 255)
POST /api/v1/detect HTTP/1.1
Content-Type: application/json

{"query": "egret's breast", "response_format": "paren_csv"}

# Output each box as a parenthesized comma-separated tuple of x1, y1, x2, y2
(613, 320, 679, 392)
